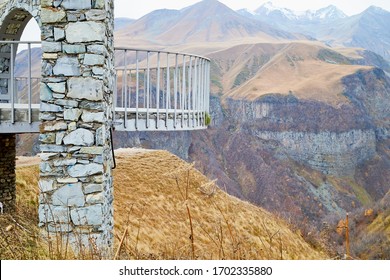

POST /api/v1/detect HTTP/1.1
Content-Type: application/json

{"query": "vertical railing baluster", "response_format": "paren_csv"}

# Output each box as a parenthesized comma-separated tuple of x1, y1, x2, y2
(178, 67, 181, 110)
(146, 51, 150, 128)
(183, 57, 186, 124)
(120, 69, 124, 108)
(188, 56, 193, 128)
(203, 60, 207, 125)
(166, 53, 170, 127)
(113, 66, 117, 125)
(203, 58, 205, 126)
(128, 69, 132, 108)
(10, 43, 15, 124)
(124, 50, 128, 129)
(136, 50, 139, 130)
(156, 52, 160, 129)
(28, 43, 32, 124)
(181, 55, 186, 127)
(203, 59, 207, 126)
(198, 59, 203, 126)
(197, 59, 201, 127)
(120, 51, 124, 108)
(143, 69, 146, 108)
(162, 67, 164, 119)
(207, 61, 211, 117)
(174, 53, 178, 128)
(193, 57, 198, 128)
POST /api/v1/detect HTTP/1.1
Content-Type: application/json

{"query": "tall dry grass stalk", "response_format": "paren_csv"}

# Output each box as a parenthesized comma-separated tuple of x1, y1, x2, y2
(165, 162, 196, 259)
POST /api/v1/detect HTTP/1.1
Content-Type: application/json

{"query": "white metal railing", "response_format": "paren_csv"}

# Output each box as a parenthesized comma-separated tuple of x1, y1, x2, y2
(0, 41, 210, 132)
(0, 41, 41, 125)
(114, 48, 210, 130)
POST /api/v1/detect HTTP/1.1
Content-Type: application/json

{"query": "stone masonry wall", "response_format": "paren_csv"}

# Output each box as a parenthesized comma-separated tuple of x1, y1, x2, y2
(38, 0, 115, 258)
(0, 134, 16, 212)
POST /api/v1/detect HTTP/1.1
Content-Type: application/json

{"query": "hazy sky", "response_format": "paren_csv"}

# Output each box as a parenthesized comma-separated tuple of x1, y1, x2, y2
(21, 0, 390, 41)
(115, 0, 390, 18)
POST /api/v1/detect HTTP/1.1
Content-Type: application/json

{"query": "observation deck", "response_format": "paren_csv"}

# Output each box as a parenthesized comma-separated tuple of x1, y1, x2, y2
(0, 41, 210, 133)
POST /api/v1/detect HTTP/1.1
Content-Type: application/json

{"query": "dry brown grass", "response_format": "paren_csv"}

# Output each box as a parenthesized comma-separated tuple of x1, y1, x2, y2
(217, 42, 372, 106)
(113, 149, 327, 260)
(0, 165, 44, 259)
(1, 149, 328, 259)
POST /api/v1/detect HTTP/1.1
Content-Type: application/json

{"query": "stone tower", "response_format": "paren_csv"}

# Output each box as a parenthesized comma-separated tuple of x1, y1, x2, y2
(38, 0, 115, 257)
(0, 0, 115, 258)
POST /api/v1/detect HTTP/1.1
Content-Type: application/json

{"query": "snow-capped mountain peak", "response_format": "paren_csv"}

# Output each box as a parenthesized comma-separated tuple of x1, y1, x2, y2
(314, 5, 347, 20)
(236, 8, 256, 16)
(255, 1, 298, 20)
(254, 2, 346, 22)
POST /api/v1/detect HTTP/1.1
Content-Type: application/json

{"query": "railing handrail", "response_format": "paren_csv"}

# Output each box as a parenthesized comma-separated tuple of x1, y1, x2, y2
(0, 41, 210, 62)
(114, 46, 211, 62)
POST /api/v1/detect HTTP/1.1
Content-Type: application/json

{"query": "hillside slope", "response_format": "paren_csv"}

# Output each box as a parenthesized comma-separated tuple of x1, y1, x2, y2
(0, 149, 327, 259)
(113, 149, 326, 259)
(209, 42, 372, 106)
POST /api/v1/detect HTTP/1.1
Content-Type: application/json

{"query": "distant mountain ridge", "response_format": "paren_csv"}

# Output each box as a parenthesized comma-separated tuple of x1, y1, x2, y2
(238, 2, 390, 61)
(115, 0, 390, 61)
(115, 0, 307, 45)
(321, 6, 390, 61)
(252, 2, 347, 23)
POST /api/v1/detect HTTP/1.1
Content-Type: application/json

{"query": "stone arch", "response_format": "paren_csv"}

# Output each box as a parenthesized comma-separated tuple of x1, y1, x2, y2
(0, 0, 41, 103)
(0, 8, 41, 41)
(0, 0, 42, 40)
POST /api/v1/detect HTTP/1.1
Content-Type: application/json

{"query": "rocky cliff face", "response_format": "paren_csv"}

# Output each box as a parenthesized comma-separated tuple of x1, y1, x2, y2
(342, 68, 390, 139)
(221, 91, 378, 177)
(253, 129, 376, 176)
(188, 67, 390, 230)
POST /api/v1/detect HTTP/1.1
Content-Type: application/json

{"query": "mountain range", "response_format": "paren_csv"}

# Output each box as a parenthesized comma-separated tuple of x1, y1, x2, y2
(241, 2, 347, 23)
(115, 0, 390, 61)
(238, 2, 390, 61)
(114, 0, 307, 46)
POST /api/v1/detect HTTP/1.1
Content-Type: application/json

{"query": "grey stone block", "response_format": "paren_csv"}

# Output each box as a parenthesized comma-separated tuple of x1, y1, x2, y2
(52, 183, 85, 207)
(53, 56, 81, 76)
(71, 204, 103, 226)
(63, 128, 95, 146)
(68, 163, 103, 177)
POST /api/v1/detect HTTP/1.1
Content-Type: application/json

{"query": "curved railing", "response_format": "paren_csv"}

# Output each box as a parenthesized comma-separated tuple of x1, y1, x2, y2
(114, 48, 210, 131)
(0, 41, 210, 132)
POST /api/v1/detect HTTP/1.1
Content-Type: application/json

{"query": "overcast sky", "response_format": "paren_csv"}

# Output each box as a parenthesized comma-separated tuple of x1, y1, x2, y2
(115, 0, 390, 18)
